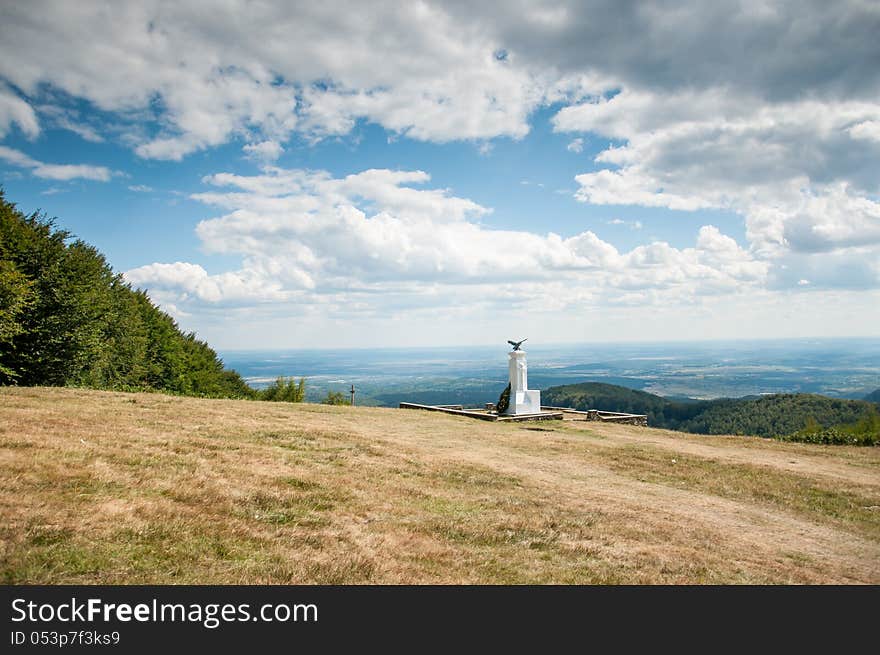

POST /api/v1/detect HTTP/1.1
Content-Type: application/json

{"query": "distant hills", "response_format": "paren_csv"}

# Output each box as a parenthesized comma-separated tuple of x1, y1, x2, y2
(543, 381, 879, 439)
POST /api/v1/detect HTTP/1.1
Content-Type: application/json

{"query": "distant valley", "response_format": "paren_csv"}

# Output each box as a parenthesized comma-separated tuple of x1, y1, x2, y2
(223, 344, 880, 443)
(223, 338, 880, 410)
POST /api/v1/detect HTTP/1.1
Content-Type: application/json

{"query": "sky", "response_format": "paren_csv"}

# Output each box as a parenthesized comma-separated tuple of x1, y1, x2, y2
(0, 0, 878, 350)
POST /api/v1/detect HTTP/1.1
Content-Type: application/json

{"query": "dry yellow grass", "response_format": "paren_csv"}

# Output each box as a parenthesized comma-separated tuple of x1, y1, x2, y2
(1, 387, 878, 584)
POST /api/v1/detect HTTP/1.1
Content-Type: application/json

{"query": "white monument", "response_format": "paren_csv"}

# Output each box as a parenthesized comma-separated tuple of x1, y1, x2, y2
(505, 339, 541, 415)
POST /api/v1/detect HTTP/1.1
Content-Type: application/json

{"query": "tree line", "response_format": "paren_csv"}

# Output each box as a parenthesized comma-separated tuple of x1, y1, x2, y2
(0, 189, 251, 398)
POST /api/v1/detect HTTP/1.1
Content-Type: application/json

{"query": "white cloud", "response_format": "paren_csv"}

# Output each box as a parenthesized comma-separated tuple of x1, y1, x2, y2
(574, 167, 719, 211)
(124, 261, 288, 304)
(131, 70, 299, 160)
(56, 118, 103, 142)
(37, 104, 103, 142)
(0, 145, 116, 181)
(0, 2, 560, 159)
(555, 86, 880, 289)
(779, 184, 880, 254)
(127, 166, 768, 318)
(2, 0, 878, 342)
(0, 82, 38, 138)
(128, 184, 153, 193)
(0, 0, 876, 166)
(848, 120, 880, 143)
(243, 140, 283, 162)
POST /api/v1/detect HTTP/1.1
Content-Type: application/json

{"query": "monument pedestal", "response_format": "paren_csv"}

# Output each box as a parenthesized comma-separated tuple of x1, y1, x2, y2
(506, 350, 541, 415)
(510, 389, 541, 415)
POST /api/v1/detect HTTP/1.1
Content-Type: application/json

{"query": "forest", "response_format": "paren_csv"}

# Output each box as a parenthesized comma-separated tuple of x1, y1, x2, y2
(0, 189, 254, 398)
(543, 381, 880, 444)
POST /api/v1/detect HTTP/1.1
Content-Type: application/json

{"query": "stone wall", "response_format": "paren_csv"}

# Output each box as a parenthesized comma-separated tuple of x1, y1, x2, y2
(599, 414, 648, 427)
(542, 406, 648, 427)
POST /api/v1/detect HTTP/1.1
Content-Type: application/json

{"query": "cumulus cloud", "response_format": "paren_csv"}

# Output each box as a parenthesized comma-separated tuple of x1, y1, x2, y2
(0, 1, 559, 158)
(554, 86, 880, 289)
(0, 1, 876, 159)
(2, 0, 877, 326)
(779, 185, 880, 254)
(124, 261, 288, 304)
(126, 166, 767, 316)
(0, 145, 116, 181)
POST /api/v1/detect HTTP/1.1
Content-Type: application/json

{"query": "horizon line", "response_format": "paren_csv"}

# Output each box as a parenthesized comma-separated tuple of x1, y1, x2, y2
(216, 334, 880, 354)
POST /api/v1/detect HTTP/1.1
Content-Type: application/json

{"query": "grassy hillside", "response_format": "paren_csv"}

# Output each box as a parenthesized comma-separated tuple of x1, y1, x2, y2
(544, 382, 878, 440)
(2, 387, 878, 584)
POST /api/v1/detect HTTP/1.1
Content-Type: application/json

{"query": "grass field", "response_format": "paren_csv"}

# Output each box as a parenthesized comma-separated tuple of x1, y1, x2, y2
(1, 387, 878, 584)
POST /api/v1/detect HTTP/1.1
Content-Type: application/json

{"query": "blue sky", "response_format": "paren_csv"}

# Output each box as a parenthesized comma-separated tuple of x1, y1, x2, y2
(1, 1, 878, 349)
(2, 105, 746, 270)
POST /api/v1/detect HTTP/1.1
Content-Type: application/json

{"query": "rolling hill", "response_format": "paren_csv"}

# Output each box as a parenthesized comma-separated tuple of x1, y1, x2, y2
(543, 382, 879, 438)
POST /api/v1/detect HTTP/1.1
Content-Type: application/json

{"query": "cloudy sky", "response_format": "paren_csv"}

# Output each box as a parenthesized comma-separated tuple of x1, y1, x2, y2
(1, 1, 878, 349)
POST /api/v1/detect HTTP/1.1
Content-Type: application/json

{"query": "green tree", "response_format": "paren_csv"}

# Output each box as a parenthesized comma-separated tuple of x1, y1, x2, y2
(0, 187, 253, 398)
(322, 390, 350, 405)
(0, 260, 31, 339)
(0, 260, 33, 380)
(261, 376, 306, 402)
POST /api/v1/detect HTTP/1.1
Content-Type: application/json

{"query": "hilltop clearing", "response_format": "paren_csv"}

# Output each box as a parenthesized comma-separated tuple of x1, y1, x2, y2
(1, 387, 878, 583)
